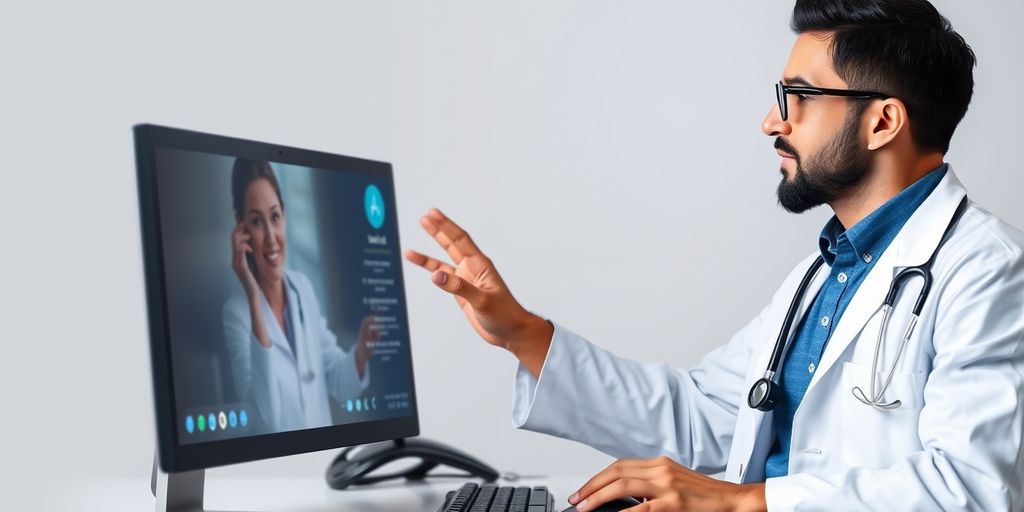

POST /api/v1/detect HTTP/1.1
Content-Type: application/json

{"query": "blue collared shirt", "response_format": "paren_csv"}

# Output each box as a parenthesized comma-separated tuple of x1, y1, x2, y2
(763, 164, 948, 478)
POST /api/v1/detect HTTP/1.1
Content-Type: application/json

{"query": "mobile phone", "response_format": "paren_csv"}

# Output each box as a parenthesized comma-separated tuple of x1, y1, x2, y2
(246, 252, 257, 276)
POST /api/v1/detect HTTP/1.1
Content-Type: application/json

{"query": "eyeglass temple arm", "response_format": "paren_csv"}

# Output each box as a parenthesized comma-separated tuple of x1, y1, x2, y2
(782, 85, 888, 99)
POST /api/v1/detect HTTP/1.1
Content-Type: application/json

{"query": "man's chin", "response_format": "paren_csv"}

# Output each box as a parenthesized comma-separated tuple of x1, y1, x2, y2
(777, 183, 824, 214)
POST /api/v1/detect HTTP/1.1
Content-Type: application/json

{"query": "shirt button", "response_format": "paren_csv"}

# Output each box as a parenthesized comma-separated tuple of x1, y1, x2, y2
(808, 362, 816, 373)
(862, 253, 873, 263)
(837, 272, 848, 283)
(820, 316, 830, 327)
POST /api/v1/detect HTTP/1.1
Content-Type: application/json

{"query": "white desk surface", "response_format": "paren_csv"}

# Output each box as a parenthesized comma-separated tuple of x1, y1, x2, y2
(50, 475, 588, 511)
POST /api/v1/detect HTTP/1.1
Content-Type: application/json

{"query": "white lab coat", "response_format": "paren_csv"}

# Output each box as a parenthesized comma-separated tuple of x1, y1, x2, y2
(513, 169, 1024, 510)
(222, 269, 369, 433)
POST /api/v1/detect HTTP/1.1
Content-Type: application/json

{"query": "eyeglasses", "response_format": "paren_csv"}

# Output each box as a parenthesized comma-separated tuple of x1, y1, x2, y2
(775, 80, 889, 121)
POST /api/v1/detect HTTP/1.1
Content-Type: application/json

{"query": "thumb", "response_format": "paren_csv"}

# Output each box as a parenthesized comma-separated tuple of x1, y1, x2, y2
(431, 269, 485, 308)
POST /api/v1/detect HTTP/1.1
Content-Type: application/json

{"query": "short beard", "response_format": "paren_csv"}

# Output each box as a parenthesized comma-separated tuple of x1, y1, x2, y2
(776, 106, 873, 214)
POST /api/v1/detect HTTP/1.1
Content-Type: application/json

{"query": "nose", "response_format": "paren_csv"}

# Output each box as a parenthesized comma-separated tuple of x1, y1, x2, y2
(762, 103, 791, 137)
(269, 223, 284, 250)
(261, 222, 275, 246)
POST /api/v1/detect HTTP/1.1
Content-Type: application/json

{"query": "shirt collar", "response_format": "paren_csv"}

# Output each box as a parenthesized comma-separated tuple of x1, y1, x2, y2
(818, 164, 948, 266)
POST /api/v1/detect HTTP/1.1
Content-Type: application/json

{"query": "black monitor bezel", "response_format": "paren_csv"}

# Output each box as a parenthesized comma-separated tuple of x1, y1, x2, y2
(134, 124, 420, 473)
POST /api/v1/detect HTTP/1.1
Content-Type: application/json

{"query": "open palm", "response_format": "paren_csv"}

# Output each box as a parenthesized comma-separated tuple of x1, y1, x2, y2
(404, 209, 535, 349)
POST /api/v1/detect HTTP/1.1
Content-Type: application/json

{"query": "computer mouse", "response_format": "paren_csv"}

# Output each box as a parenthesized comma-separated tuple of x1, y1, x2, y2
(561, 497, 642, 512)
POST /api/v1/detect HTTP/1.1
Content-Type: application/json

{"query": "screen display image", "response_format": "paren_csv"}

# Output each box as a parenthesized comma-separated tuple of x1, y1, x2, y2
(153, 147, 413, 445)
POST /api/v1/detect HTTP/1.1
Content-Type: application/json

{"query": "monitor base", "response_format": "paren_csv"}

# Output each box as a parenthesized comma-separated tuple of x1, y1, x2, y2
(325, 437, 499, 489)
(152, 456, 205, 512)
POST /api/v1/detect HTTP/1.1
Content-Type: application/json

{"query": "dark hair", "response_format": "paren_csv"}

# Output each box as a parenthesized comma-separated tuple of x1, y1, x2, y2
(231, 158, 284, 221)
(792, 0, 976, 154)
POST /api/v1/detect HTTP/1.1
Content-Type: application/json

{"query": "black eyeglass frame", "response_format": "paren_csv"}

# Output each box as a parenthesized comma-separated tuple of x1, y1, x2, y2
(775, 80, 889, 121)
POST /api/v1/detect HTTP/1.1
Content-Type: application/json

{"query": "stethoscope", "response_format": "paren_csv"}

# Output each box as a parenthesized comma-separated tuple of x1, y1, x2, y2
(747, 195, 969, 412)
(285, 274, 317, 383)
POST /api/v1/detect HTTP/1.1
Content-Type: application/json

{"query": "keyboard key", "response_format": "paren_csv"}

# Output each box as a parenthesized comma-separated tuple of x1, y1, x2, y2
(439, 482, 554, 512)
(528, 487, 548, 507)
(509, 487, 530, 512)
(470, 484, 496, 512)
(489, 486, 512, 512)
(445, 482, 478, 512)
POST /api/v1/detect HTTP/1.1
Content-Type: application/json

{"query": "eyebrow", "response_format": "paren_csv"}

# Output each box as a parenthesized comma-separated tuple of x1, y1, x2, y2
(783, 76, 814, 87)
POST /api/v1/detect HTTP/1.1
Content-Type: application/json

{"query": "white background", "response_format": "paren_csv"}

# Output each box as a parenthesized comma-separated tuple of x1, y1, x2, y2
(2, 0, 1022, 507)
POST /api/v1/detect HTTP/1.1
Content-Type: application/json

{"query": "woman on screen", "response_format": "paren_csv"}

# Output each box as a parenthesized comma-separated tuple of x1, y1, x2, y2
(221, 158, 375, 433)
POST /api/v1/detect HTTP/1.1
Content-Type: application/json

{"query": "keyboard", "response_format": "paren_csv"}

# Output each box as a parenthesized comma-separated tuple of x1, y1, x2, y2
(437, 482, 556, 512)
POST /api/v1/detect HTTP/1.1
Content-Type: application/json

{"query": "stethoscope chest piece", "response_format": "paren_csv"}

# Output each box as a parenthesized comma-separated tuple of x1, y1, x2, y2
(747, 376, 782, 412)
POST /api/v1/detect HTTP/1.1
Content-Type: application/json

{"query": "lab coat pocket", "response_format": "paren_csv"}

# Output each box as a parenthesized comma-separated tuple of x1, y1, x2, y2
(839, 362, 925, 469)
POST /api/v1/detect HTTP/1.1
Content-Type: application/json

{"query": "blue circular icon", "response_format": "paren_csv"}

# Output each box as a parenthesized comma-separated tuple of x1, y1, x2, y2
(346, 399, 353, 412)
(364, 185, 385, 229)
(239, 409, 248, 427)
(356, 399, 362, 412)
(185, 415, 194, 434)
(208, 413, 217, 432)
(229, 410, 238, 428)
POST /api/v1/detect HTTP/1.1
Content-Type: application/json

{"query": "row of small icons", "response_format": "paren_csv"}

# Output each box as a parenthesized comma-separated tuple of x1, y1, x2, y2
(346, 397, 377, 412)
(184, 410, 248, 434)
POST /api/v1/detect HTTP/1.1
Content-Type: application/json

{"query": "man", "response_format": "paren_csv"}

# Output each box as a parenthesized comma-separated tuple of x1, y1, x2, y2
(406, 0, 1024, 510)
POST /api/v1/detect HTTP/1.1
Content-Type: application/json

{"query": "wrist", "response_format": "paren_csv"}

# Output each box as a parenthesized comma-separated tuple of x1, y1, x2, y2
(243, 278, 261, 301)
(506, 314, 552, 350)
(505, 314, 553, 367)
(734, 483, 767, 512)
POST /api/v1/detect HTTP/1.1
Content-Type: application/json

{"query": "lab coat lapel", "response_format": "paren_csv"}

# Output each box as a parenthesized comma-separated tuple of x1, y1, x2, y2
(805, 250, 894, 392)
(891, 169, 968, 267)
(727, 256, 830, 482)
(284, 272, 310, 369)
(259, 283, 297, 359)
(805, 168, 967, 392)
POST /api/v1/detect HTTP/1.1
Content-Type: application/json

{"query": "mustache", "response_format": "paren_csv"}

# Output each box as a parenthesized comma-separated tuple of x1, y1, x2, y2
(774, 137, 799, 160)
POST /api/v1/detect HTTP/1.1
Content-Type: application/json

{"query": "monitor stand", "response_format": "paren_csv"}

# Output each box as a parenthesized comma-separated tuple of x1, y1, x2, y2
(152, 457, 205, 512)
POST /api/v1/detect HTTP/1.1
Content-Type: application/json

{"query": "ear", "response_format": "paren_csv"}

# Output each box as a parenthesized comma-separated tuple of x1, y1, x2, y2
(865, 98, 907, 151)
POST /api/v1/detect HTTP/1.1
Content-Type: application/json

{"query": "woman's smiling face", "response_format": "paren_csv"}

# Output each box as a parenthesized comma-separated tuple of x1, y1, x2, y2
(243, 177, 287, 284)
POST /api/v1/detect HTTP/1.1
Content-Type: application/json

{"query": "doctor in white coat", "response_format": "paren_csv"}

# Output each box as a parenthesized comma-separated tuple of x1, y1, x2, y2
(222, 158, 375, 434)
(405, 1, 1024, 510)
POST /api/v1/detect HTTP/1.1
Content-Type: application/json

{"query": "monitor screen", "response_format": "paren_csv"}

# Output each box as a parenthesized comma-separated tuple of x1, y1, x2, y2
(136, 125, 418, 470)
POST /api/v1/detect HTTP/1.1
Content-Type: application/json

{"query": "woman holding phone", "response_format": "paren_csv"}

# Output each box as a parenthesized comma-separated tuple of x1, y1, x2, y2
(222, 158, 375, 433)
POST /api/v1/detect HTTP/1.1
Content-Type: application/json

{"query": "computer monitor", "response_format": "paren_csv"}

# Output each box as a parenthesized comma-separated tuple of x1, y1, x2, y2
(134, 124, 419, 478)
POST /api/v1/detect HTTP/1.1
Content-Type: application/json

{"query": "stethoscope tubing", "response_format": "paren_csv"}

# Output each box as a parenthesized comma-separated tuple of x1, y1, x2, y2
(748, 195, 970, 412)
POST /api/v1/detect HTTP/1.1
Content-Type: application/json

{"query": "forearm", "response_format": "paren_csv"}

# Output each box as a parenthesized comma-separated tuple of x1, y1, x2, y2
(513, 324, 743, 472)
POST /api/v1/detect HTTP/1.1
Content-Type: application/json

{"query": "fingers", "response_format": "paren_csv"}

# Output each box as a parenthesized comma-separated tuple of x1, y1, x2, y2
(232, 222, 248, 241)
(430, 269, 485, 308)
(572, 458, 668, 504)
(404, 249, 455, 274)
(404, 249, 469, 308)
(361, 316, 379, 342)
(575, 479, 656, 512)
(420, 209, 482, 264)
(233, 226, 252, 253)
(234, 243, 254, 272)
(418, 215, 462, 262)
